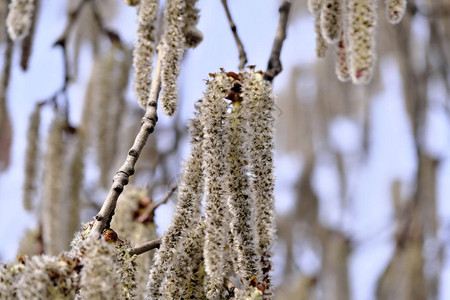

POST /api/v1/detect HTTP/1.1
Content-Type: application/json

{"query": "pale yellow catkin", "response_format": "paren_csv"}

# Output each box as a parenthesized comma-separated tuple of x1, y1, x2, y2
(346, 0, 377, 84)
(23, 104, 41, 211)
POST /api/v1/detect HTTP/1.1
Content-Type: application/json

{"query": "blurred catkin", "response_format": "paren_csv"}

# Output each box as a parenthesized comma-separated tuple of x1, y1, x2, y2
(160, 0, 186, 116)
(385, 0, 406, 24)
(147, 105, 204, 299)
(124, 0, 140, 6)
(6, 0, 35, 40)
(320, 0, 342, 43)
(41, 115, 66, 255)
(23, 103, 41, 211)
(19, 0, 39, 71)
(314, 12, 328, 58)
(183, 0, 203, 48)
(335, 30, 350, 81)
(346, 0, 377, 84)
(133, 0, 159, 109)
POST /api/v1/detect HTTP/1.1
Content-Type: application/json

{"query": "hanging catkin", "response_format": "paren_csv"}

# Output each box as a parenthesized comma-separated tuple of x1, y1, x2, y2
(242, 71, 276, 298)
(314, 12, 328, 58)
(133, 0, 159, 109)
(159, 0, 186, 116)
(385, 0, 407, 24)
(20, 0, 39, 71)
(183, 0, 203, 48)
(147, 105, 204, 299)
(6, 0, 36, 40)
(23, 103, 41, 211)
(200, 73, 233, 299)
(41, 115, 66, 255)
(320, 0, 342, 43)
(346, 0, 377, 84)
(335, 30, 350, 82)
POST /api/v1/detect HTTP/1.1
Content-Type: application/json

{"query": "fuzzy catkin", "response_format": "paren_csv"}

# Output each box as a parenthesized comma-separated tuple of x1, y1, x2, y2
(0, 263, 24, 299)
(6, 0, 35, 40)
(320, 0, 342, 43)
(23, 103, 41, 211)
(314, 12, 327, 58)
(308, 0, 322, 15)
(133, 0, 159, 109)
(335, 30, 351, 81)
(164, 221, 206, 299)
(200, 73, 233, 299)
(160, 0, 186, 116)
(225, 101, 262, 289)
(346, 0, 377, 84)
(183, 0, 203, 48)
(41, 115, 65, 255)
(16, 254, 79, 299)
(146, 107, 204, 299)
(115, 243, 138, 300)
(242, 71, 276, 298)
(79, 237, 122, 300)
(385, 0, 406, 24)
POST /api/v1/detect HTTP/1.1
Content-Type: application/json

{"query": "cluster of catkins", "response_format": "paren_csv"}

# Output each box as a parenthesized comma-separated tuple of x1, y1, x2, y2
(0, 223, 138, 299)
(310, 0, 407, 84)
(130, 0, 203, 115)
(147, 69, 276, 300)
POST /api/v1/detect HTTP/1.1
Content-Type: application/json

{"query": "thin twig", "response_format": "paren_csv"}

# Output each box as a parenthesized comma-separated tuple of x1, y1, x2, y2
(220, 0, 247, 70)
(90, 44, 164, 238)
(129, 237, 162, 256)
(264, 0, 292, 82)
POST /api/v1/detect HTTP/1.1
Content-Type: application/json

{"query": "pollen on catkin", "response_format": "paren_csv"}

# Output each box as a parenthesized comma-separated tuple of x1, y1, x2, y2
(160, 0, 186, 116)
(242, 71, 276, 298)
(23, 103, 41, 211)
(6, 0, 35, 40)
(320, 0, 342, 43)
(346, 0, 377, 84)
(133, 0, 159, 109)
(146, 104, 204, 299)
(385, 0, 407, 24)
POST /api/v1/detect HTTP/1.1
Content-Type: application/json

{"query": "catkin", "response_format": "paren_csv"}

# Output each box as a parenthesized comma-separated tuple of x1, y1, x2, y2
(41, 115, 66, 255)
(225, 101, 262, 289)
(160, 0, 186, 116)
(308, 0, 322, 15)
(242, 71, 276, 298)
(314, 12, 328, 58)
(16, 254, 78, 299)
(385, 0, 407, 24)
(346, 0, 377, 84)
(6, 0, 35, 40)
(147, 106, 204, 299)
(335, 30, 351, 81)
(23, 103, 41, 211)
(19, 0, 39, 70)
(0, 263, 24, 299)
(133, 0, 159, 109)
(183, 0, 203, 48)
(200, 73, 233, 299)
(79, 237, 122, 300)
(320, 0, 342, 43)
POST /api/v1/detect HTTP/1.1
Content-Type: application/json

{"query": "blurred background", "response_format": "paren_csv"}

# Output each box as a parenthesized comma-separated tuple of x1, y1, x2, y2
(0, 0, 449, 299)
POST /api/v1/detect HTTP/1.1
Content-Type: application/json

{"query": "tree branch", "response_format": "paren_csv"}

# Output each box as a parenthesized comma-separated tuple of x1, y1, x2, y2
(220, 0, 247, 70)
(129, 237, 162, 256)
(264, 0, 292, 82)
(90, 45, 164, 238)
